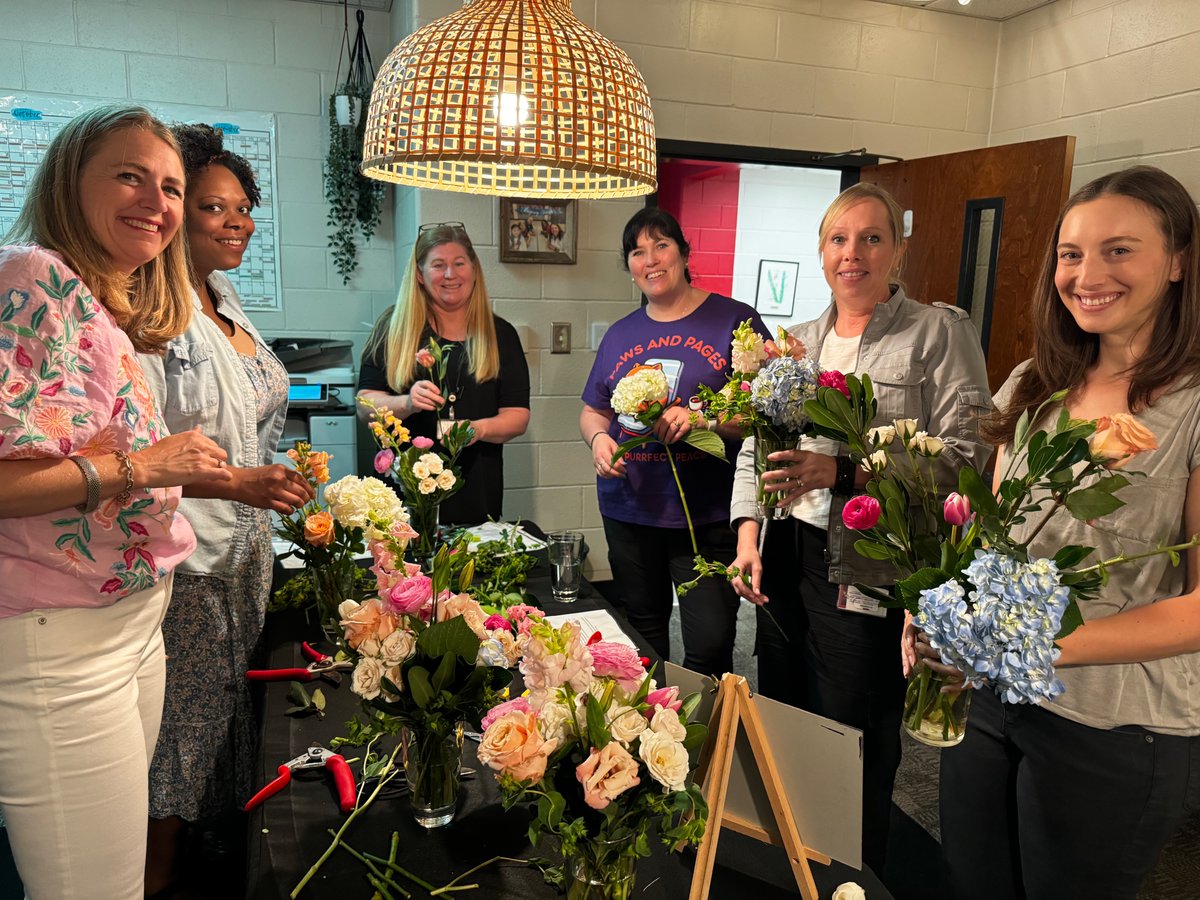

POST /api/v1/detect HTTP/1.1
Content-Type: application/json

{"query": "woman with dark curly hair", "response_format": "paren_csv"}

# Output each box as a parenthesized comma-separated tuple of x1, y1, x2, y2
(137, 123, 312, 895)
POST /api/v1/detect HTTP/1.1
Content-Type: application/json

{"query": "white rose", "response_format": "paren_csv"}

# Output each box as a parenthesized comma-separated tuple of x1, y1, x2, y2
(861, 449, 889, 474)
(419, 477, 438, 494)
(380, 629, 415, 665)
(893, 418, 918, 444)
(867, 425, 895, 447)
(913, 433, 945, 457)
(609, 705, 648, 744)
(832, 883, 866, 900)
(436, 470, 455, 490)
(412, 461, 430, 479)
(536, 698, 575, 745)
(637, 730, 689, 792)
(337, 598, 361, 620)
(419, 452, 444, 475)
(358, 637, 382, 657)
(351, 657, 385, 700)
(649, 705, 687, 742)
(382, 664, 404, 698)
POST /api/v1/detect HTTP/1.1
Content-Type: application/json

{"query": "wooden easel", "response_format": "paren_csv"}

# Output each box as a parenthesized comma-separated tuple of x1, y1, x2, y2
(688, 673, 827, 900)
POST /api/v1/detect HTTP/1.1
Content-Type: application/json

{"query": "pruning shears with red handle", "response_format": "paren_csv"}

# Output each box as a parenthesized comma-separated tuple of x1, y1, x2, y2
(245, 641, 352, 684)
(244, 745, 357, 814)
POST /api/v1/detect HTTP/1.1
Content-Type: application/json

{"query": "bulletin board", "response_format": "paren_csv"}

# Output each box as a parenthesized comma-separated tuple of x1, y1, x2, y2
(0, 93, 283, 312)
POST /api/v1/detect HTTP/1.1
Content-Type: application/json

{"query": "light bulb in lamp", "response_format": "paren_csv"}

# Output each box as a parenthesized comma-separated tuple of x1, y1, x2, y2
(493, 92, 530, 128)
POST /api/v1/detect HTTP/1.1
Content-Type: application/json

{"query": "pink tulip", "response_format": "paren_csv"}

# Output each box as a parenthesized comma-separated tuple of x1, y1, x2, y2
(842, 495, 881, 531)
(416, 348, 436, 369)
(413, 435, 434, 450)
(944, 492, 972, 527)
(644, 685, 682, 718)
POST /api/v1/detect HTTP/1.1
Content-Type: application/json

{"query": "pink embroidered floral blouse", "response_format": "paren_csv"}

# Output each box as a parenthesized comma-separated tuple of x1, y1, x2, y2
(0, 244, 195, 616)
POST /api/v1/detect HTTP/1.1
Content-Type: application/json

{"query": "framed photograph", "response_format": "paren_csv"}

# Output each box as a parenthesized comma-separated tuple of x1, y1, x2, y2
(499, 198, 577, 264)
(755, 259, 799, 317)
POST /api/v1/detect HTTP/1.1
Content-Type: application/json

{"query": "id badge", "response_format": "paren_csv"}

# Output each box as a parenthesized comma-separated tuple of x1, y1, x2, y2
(837, 584, 887, 618)
(437, 418, 454, 440)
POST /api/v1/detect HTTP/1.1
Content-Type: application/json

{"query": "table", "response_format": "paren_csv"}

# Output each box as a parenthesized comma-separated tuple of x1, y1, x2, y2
(246, 557, 892, 900)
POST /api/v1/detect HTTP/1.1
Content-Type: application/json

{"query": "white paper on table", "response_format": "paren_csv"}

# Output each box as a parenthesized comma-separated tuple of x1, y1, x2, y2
(544, 610, 639, 652)
(461, 521, 547, 553)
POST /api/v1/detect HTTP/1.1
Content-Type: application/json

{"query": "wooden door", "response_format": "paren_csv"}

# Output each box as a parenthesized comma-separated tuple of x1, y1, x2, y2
(859, 137, 1075, 392)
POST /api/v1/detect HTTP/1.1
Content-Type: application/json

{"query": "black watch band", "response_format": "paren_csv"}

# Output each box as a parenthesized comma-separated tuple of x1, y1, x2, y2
(833, 455, 857, 496)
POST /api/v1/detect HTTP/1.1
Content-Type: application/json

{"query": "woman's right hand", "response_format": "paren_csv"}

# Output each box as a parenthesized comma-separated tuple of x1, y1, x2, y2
(591, 433, 626, 479)
(731, 545, 768, 606)
(902, 611, 969, 692)
(407, 379, 445, 413)
(132, 429, 231, 489)
(234, 464, 315, 514)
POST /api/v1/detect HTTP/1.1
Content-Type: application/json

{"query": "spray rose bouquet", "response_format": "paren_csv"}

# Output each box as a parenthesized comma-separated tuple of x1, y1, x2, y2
(360, 395, 474, 559)
(273, 442, 406, 638)
(806, 379, 1198, 745)
(477, 620, 708, 896)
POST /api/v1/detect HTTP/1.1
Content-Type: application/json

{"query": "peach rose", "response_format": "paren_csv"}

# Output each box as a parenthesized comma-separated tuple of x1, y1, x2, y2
(304, 510, 335, 546)
(575, 742, 640, 810)
(437, 593, 489, 639)
(338, 598, 399, 650)
(477, 710, 558, 783)
(1090, 414, 1158, 469)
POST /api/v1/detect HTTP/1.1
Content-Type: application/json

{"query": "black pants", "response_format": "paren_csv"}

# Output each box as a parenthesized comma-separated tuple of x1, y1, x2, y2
(756, 518, 905, 874)
(941, 688, 1200, 900)
(602, 516, 740, 678)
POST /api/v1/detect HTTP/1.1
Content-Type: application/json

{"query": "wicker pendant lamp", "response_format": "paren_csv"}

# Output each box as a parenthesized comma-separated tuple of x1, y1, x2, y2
(361, 0, 657, 198)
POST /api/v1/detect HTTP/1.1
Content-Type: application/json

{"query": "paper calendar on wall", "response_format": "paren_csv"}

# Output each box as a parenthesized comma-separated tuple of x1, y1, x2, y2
(0, 93, 283, 312)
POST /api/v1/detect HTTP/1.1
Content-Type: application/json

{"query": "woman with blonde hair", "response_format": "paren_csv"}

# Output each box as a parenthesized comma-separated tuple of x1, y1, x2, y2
(357, 223, 530, 524)
(0, 104, 231, 898)
(731, 182, 991, 873)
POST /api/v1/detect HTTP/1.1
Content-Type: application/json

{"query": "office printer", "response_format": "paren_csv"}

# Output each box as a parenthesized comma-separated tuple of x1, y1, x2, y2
(270, 337, 357, 484)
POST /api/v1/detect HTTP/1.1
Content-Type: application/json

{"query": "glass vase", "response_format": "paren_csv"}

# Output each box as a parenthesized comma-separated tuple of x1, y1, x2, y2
(401, 724, 463, 828)
(754, 431, 798, 520)
(563, 836, 637, 900)
(310, 563, 355, 644)
(902, 663, 972, 748)
(408, 499, 441, 563)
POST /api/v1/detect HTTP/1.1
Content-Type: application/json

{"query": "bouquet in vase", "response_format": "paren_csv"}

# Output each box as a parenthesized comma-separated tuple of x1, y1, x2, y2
(697, 320, 848, 519)
(806, 379, 1199, 746)
(478, 620, 708, 898)
(273, 442, 406, 639)
(360, 395, 474, 560)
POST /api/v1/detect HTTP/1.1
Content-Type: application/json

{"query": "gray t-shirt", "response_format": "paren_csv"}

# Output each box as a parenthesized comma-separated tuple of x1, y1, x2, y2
(997, 361, 1200, 735)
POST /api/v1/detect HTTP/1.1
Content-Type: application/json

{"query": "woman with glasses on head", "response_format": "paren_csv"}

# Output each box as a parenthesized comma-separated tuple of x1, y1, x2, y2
(357, 223, 530, 524)
(136, 123, 312, 897)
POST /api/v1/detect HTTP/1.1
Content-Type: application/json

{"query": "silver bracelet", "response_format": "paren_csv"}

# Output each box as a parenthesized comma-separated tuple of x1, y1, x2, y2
(67, 455, 101, 514)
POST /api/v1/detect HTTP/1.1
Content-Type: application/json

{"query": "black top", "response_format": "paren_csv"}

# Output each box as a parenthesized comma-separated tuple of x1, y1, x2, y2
(358, 313, 530, 525)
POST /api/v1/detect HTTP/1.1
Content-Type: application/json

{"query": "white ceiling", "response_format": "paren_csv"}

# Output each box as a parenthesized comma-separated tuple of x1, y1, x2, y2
(867, 0, 1056, 20)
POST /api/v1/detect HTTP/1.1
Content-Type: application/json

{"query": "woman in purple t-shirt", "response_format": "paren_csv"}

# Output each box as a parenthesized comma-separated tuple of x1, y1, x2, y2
(580, 208, 768, 676)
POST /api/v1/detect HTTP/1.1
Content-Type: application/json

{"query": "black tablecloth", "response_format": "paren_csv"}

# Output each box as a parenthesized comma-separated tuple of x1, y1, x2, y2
(247, 548, 892, 900)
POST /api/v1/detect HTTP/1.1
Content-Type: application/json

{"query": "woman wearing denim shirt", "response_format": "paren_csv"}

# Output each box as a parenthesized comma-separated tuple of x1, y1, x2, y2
(138, 125, 312, 896)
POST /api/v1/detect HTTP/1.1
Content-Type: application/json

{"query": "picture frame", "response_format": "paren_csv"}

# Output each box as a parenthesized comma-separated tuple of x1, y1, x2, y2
(755, 259, 799, 317)
(499, 197, 577, 264)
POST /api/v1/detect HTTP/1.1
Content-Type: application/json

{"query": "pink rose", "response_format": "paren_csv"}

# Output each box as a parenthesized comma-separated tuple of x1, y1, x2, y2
(484, 613, 512, 632)
(387, 574, 433, 616)
(943, 492, 972, 527)
(818, 369, 851, 398)
(481, 696, 532, 731)
(575, 742, 640, 810)
(589, 641, 647, 694)
(644, 685, 682, 718)
(373, 449, 395, 474)
(477, 710, 558, 783)
(413, 436, 434, 450)
(842, 495, 881, 531)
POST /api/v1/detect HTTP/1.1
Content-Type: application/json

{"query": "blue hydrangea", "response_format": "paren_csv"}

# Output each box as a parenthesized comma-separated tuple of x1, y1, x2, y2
(749, 356, 823, 434)
(914, 548, 1069, 705)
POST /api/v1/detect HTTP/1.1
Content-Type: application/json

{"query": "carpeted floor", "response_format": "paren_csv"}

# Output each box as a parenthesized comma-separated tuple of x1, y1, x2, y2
(658, 595, 1200, 899)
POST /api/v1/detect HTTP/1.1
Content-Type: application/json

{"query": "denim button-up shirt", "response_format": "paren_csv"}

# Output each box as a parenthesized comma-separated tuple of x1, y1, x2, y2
(139, 273, 288, 579)
(731, 286, 992, 586)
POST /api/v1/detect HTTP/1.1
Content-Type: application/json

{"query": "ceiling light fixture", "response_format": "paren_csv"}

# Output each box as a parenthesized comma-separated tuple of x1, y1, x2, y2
(361, 0, 657, 198)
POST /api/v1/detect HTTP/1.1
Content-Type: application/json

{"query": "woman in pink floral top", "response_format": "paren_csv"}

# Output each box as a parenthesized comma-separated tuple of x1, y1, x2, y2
(0, 106, 232, 899)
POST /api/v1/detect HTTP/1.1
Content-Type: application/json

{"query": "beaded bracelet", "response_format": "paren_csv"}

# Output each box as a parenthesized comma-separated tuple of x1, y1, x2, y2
(112, 449, 135, 505)
(67, 455, 101, 514)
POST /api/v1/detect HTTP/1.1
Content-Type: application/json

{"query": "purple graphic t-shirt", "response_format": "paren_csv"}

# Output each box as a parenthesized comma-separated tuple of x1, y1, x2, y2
(581, 293, 768, 528)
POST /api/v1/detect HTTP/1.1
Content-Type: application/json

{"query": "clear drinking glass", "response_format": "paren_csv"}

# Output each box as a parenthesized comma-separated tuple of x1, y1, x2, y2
(547, 530, 584, 602)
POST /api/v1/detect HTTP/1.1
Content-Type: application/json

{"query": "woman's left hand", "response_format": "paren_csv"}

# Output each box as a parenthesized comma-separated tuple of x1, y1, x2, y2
(235, 464, 315, 514)
(760, 450, 836, 506)
(653, 405, 693, 445)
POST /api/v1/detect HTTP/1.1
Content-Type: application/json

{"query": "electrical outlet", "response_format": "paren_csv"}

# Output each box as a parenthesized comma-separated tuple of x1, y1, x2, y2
(551, 322, 571, 354)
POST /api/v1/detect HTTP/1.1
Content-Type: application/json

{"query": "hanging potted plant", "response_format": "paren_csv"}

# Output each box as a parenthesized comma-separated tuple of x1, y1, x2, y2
(325, 6, 385, 284)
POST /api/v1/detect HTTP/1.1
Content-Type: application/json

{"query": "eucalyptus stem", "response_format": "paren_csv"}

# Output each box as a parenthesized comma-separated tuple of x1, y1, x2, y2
(1076, 535, 1200, 576)
(663, 443, 698, 555)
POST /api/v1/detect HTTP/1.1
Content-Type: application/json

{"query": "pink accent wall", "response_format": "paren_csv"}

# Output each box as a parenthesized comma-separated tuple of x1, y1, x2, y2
(657, 160, 741, 298)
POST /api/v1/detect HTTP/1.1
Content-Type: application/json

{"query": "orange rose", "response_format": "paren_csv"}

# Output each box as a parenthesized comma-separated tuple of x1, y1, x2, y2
(477, 710, 558, 783)
(304, 510, 335, 546)
(1089, 414, 1158, 469)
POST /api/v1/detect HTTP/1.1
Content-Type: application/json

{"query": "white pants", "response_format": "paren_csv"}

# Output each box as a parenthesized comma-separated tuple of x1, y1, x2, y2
(0, 576, 171, 900)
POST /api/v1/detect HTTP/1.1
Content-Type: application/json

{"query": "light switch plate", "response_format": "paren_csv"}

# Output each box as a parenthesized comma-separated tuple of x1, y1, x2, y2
(551, 322, 571, 354)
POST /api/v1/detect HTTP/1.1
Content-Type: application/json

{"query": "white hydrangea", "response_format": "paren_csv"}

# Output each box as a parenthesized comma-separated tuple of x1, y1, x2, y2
(611, 367, 669, 416)
(324, 476, 407, 539)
